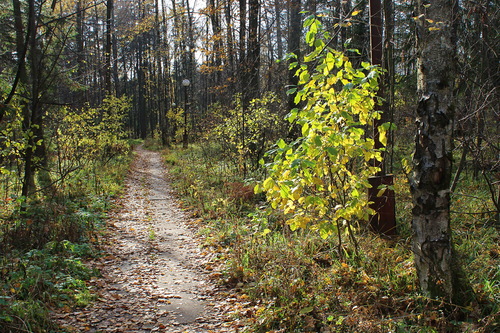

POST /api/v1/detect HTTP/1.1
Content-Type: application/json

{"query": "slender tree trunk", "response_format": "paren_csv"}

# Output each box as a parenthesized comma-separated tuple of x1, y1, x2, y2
(3, 0, 28, 112)
(105, 0, 113, 94)
(247, 0, 259, 101)
(137, 8, 147, 140)
(209, 0, 222, 89)
(287, 0, 301, 113)
(238, 0, 247, 105)
(411, 0, 468, 303)
(225, 0, 235, 98)
(383, 0, 395, 172)
(92, 4, 103, 105)
(340, 0, 351, 50)
(75, 0, 86, 104)
(287, 0, 301, 139)
(369, 0, 384, 172)
(274, 0, 283, 61)
(21, 0, 47, 202)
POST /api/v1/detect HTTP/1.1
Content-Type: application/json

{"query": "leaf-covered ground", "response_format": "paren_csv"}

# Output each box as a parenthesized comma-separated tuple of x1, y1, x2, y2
(52, 146, 246, 332)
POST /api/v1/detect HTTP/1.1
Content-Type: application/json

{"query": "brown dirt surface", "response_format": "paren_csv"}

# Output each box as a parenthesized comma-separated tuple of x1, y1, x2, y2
(52, 146, 248, 332)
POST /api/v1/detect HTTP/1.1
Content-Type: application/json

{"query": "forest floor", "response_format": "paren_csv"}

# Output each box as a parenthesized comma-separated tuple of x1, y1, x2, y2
(52, 146, 245, 332)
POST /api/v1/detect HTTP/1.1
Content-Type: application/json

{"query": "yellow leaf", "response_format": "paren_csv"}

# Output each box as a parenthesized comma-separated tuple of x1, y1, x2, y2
(291, 186, 303, 200)
(312, 177, 323, 186)
(413, 14, 425, 21)
(351, 10, 361, 16)
(379, 129, 387, 146)
(263, 177, 274, 190)
(261, 228, 271, 236)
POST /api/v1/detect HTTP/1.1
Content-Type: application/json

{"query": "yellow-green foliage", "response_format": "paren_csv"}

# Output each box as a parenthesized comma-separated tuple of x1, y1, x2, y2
(0, 104, 25, 176)
(257, 17, 388, 241)
(54, 95, 131, 165)
(207, 92, 284, 169)
(166, 106, 185, 142)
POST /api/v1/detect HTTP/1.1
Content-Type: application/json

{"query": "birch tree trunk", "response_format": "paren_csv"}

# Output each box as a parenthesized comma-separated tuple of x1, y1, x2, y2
(411, 0, 462, 301)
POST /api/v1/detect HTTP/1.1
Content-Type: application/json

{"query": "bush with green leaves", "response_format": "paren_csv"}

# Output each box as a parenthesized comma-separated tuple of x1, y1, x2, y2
(0, 240, 98, 332)
(257, 16, 389, 253)
(207, 92, 285, 171)
(52, 95, 130, 166)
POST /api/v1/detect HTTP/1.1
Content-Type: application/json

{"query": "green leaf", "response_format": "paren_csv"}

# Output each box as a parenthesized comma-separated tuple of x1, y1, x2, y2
(277, 138, 287, 149)
(286, 109, 299, 123)
(313, 135, 322, 146)
(301, 122, 310, 136)
(280, 184, 291, 198)
(343, 82, 354, 90)
(325, 52, 335, 71)
(299, 306, 314, 314)
(299, 70, 310, 84)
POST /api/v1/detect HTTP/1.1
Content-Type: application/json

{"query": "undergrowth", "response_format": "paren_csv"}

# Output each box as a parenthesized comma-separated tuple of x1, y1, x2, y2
(163, 141, 499, 333)
(0, 143, 134, 332)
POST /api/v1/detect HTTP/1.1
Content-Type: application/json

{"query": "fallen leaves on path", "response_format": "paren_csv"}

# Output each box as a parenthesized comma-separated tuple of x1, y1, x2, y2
(52, 146, 251, 332)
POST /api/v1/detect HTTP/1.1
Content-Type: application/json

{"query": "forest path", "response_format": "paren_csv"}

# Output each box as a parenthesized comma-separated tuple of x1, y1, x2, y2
(54, 145, 238, 332)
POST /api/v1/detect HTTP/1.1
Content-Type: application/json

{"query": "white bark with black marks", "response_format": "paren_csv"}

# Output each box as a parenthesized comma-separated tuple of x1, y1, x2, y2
(411, 0, 458, 300)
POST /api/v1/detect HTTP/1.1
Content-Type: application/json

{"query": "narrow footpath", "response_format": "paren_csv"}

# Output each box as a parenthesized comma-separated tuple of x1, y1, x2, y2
(53, 146, 242, 332)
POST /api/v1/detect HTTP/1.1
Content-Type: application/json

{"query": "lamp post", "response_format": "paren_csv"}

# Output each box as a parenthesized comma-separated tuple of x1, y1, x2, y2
(182, 79, 190, 148)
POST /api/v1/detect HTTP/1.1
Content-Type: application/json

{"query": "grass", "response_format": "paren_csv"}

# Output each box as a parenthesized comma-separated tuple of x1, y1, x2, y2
(163, 140, 499, 333)
(0, 241, 98, 332)
(0, 144, 134, 332)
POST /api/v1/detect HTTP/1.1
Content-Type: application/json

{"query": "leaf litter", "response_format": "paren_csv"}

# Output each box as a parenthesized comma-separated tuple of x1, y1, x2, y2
(52, 146, 248, 332)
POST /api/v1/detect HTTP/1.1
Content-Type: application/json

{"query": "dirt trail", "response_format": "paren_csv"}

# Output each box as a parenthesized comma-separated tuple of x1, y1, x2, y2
(54, 146, 238, 332)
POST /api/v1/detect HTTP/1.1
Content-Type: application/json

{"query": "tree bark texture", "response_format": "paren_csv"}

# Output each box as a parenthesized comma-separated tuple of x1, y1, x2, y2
(411, 0, 458, 300)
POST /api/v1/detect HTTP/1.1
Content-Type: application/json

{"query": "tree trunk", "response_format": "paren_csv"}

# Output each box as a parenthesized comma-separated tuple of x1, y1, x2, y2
(225, 0, 235, 97)
(383, 0, 395, 172)
(3, 0, 28, 111)
(137, 36, 147, 139)
(238, 0, 247, 106)
(105, 0, 113, 94)
(411, 0, 465, 302)
(209, 0, 222, 90)
(286, 0, 301, 140)
(274, 0, 283, 61)
(21, 0, 48, 202)
(247, 0, 259, 101)
(369, 0, 384, 172)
